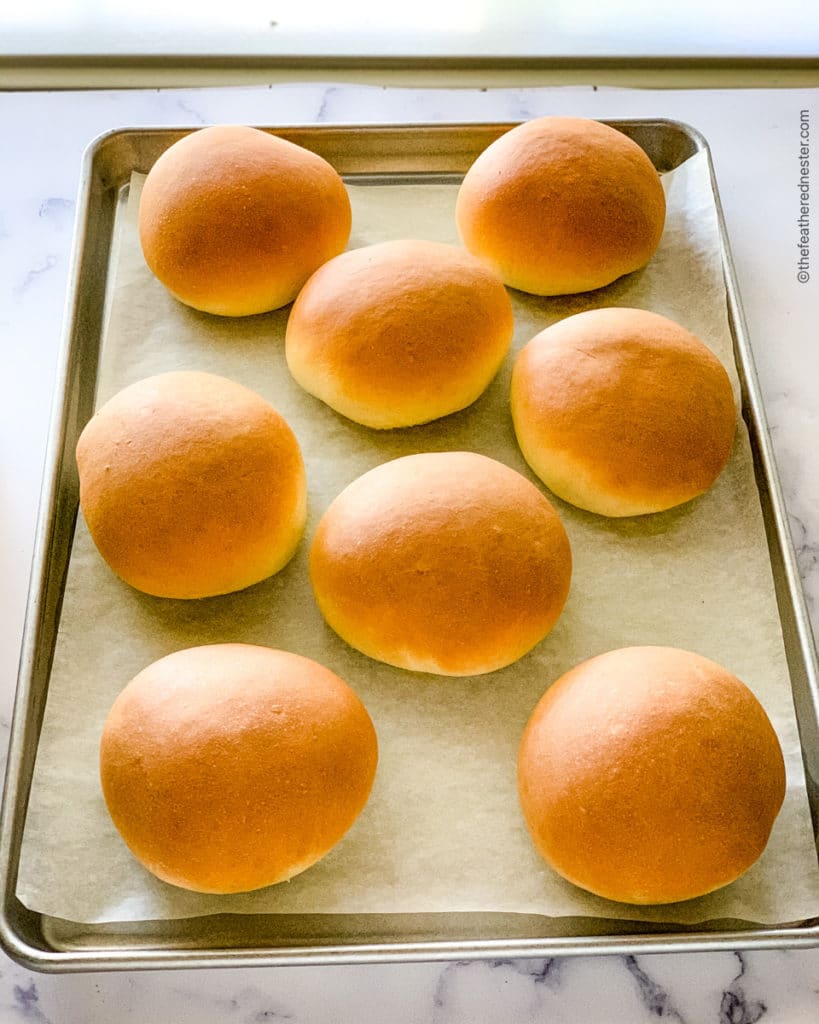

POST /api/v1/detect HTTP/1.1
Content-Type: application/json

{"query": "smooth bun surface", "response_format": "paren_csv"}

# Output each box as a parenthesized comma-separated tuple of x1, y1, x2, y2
(138, 125, 351, 315)
(310, 452, 572, 675)
(518, 646, 786, 905)
(285, 240, 514, 428)
(518, 647, 786, 905)
(100, 644, 378, 894)
(456, 117, 666, 295)
(76, 370, 306, 598)
(511, 307, 736, 516)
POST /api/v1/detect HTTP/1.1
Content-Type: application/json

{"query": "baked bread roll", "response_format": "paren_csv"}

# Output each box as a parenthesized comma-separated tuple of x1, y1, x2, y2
(76, 370, 306, 598)
(100, 644, 378, 894)
(138, 125, 351, 315)
(456, 117, 666, 295)
(310, 452, 572, 675)
(510, 307, 736, 516)
(285, 239, 514, 428)
(518, 646, 786, 905)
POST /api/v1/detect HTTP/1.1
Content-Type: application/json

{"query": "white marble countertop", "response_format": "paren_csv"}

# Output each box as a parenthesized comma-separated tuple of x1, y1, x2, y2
(0, 82, 817, 1021)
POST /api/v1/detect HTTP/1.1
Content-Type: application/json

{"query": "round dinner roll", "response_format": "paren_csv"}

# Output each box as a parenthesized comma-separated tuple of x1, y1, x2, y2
(310, 452, 572, 675)
(511, 307, 736, 516)
(518, 646, 786, 905)
(138, 125, 351, 315)
(285, 240, 514, 428)
(76, 370, 307, 599)
(456, 116, 666, 295)
(100, 645, 378, 894)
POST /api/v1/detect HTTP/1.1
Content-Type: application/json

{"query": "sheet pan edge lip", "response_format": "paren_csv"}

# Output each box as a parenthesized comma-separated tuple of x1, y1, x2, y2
(0, 134, 106, 967)
(76, 115, 706, 168)
(10, 922, 819, 973)
(3, 118, 818, 970)
(704, 140, 819, 695)
(0, 114, 110, 966)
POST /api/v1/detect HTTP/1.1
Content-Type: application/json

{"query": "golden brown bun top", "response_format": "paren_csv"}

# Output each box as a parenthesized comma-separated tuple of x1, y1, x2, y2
(310, 452, 572, 676)
(76, 370, 306, 599)
(285, 239, 514, 429)
(510, 307, 736, 516)
(100, 644, 378, 894)
(138, 125, 351, 315)
(456, 117, 666, 295)
(518, 646, 786, 904)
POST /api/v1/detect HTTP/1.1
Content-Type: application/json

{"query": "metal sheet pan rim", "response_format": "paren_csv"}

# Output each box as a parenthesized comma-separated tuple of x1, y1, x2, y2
(2, 119, 818, 971)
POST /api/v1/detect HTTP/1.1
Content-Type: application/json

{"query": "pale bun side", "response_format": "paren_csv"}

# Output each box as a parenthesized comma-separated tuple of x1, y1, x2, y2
(76, 370, 307, 599)
(456, 117, 666, 296)
(518, 646, 786, 905)
(100, 644, 378, 894)
(138, 125, 352, 316)
(310, 452, 572, 676)
(511, 307, 736, 516)
(285, 239, 514, 429)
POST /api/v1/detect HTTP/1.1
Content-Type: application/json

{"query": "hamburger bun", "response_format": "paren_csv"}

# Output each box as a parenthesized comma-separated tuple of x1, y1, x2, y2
(76, 370, 306, 598)
(518, 646, 786, 905)
(510, 307, 736, 516)
(100, 644, 378, 894)
(285, 239, 514, 428)
(138, 125, 351, 315)
(310, 452, 572, 675)
(456, 117, 666, 295)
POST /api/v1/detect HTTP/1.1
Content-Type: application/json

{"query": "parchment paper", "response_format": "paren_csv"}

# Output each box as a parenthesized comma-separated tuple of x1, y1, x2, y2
(17, 150, 819, 926)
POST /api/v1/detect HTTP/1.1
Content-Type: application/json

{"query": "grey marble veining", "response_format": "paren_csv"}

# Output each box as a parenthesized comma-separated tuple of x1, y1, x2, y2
(0, 950, 816, 1022)
(0, 83, 818, 1021)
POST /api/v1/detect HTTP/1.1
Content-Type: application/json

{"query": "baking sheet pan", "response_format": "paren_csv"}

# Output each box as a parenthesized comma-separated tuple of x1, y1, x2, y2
(1, 120, 818, 971)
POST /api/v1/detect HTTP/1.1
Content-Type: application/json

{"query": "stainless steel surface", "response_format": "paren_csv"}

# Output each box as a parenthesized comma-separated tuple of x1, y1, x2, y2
(1, 120, 817, 972)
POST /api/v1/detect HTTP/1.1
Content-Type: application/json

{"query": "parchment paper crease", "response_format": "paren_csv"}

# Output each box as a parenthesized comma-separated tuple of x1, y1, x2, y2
(17, 150, 819, 926)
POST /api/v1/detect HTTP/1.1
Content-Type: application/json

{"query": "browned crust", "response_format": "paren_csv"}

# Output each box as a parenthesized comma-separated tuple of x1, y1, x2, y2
(285, 240, 514, 428)
(100, 644, 378, 894)
(138, 125, 351, 315)
(456, 117, 666, 296)
(510, 307, 736, 516)
(309, 452, 572, 675)
(76, 371, 307, 598)
(518, 646, 786, 904)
